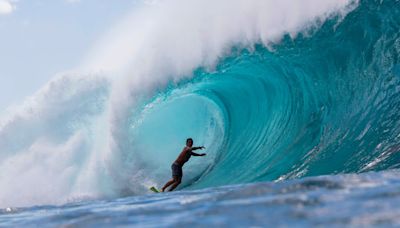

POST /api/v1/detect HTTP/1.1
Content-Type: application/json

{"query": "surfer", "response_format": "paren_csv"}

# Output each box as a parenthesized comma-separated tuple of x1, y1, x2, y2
(161, 138, 206, 192)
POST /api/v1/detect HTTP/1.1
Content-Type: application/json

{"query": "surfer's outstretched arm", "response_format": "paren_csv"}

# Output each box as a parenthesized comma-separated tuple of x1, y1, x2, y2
(191, 146, 205, 151)
(191, 152, 206, 156)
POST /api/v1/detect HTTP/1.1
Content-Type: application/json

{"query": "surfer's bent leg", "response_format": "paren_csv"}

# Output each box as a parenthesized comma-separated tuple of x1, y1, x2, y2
(162, 163, 183, 192)
(162, 179, 175, 192)
(168, 163, 183, 191)
(168, 177, 181, 191)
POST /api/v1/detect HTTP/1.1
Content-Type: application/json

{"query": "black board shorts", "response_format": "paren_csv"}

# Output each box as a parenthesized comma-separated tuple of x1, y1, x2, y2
(171, 162, 183, 178)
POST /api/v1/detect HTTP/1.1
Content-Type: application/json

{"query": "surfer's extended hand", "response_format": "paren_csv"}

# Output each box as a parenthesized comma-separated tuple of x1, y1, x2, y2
(192, 146, 205, 150)
(201, 153, 206, 156)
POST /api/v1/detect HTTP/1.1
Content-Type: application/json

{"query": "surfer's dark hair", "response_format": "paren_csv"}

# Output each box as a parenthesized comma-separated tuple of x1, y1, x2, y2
(186, 138, 193, 143)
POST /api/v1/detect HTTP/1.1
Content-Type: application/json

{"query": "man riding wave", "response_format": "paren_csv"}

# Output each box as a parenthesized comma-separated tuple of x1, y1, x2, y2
(161, 138, 206, 192)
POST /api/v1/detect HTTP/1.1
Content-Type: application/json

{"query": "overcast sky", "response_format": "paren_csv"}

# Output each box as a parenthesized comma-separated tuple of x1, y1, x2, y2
(0, 0, 138, 110)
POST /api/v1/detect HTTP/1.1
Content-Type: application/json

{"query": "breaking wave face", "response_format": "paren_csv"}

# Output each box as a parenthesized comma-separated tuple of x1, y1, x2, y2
(1, 0, 400, 208)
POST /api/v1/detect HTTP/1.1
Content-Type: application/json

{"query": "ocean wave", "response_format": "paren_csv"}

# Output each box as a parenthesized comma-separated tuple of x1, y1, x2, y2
(2, 0, 400, 208)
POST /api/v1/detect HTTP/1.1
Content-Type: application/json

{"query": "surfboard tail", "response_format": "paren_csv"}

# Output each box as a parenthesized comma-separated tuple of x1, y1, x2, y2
(149, 186, 160, 193)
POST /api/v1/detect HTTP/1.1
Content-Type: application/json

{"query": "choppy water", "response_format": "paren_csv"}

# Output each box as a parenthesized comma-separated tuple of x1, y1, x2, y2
(1, 170, 400, 227)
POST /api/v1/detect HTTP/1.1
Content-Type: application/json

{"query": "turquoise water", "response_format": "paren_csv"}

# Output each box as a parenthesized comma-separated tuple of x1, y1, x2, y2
(131, 0, 400, 189)
(0, 0, 399, 226)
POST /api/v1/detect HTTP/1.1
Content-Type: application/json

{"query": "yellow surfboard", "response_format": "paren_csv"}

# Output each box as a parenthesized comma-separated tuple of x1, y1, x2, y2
(149, 186, 160, 193)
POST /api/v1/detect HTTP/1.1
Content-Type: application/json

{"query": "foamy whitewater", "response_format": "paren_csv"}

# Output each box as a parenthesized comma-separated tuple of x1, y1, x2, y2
(1, 0, 400, 226)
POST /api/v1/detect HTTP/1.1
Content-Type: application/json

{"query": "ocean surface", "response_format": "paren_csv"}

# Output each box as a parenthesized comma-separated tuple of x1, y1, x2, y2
(1, 170, 400, 227)
(0, 0, 400, 227)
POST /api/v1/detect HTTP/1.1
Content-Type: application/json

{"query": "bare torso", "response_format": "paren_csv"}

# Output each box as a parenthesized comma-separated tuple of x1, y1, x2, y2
(174, 146, 192, 166)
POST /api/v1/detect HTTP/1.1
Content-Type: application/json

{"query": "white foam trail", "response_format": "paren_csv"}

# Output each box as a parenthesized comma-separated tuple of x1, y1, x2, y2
(0, 0, 358, 208)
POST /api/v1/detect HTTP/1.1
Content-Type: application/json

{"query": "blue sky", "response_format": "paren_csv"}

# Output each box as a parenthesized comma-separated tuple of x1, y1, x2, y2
(0, 0, 137, 110)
